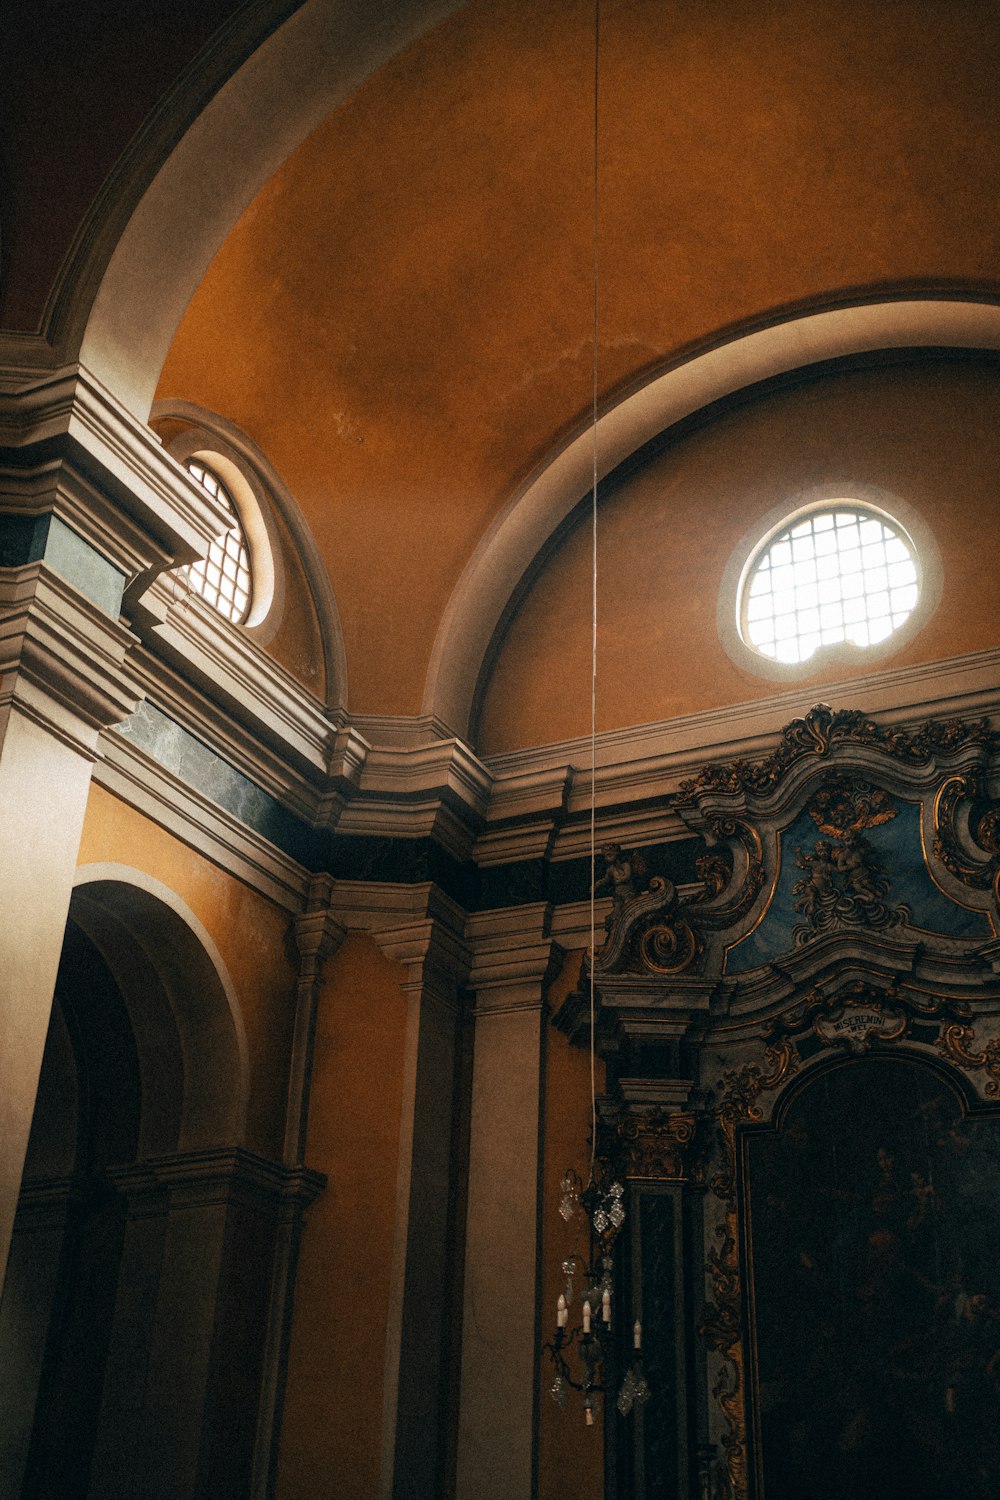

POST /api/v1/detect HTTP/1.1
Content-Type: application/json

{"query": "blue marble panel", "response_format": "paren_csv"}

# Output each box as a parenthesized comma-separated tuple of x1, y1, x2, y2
(727, 799, 989, 974)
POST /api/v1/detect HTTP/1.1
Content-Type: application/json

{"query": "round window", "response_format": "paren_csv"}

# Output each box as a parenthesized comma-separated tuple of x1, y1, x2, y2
(740, 505, 919, 666)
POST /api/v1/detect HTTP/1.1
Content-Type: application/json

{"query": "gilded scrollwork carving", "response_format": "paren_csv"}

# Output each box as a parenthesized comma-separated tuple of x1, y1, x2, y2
(933, 769, 1000, 906)
(595, 873, 704, 977)
(763, 980, 970, 1049)
(700, 1042, 797, 1500)
(610, 1108, 699, 1183)
(697, 818, 765, 929)
(937, 1022, 1000, 1097)
(677, 703, 998, 805)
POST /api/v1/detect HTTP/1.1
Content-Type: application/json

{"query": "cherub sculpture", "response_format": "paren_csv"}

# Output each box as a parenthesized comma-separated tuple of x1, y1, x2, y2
(593, 842, 646, 908)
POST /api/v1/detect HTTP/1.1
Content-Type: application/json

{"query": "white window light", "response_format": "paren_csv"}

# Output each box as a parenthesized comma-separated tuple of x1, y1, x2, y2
(184, 460, 253, 624)
(740, 506, 920, 665)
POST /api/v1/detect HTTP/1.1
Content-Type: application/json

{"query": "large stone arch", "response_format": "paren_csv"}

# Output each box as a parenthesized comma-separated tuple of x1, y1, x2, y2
(32, 0, 468, 418)
(70, 863, 249, 1150)
(422, 295, 1000, 741)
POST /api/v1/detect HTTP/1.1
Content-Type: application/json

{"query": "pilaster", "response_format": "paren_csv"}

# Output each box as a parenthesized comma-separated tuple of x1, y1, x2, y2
(0, 366, 229, 1297)
(456, 904, 564, 1500)
(252, 876, 343, 1498)
(368, 887, 470, 1500)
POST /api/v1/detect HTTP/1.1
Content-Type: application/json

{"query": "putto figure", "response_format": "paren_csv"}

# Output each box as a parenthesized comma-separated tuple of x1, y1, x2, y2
(593, 842, 646, 909)
(792, 830, 906, 939)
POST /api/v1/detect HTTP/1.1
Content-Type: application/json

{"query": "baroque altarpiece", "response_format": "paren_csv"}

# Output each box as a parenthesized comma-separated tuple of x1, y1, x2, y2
(557, 705, 1000, 1500)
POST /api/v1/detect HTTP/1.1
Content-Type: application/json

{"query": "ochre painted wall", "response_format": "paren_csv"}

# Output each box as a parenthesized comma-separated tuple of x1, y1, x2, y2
(277, 931, 408, 1500)
(539, 953, 606, 1500)
(478, 359, 1000, 753)
(76, 782, 297, 1160)
(155, 0, 1000, 718)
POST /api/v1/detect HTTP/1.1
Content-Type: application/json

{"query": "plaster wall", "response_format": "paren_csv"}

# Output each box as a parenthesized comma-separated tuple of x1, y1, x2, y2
(478, 359, 1000, 753)
(154, 0, 1000, 718)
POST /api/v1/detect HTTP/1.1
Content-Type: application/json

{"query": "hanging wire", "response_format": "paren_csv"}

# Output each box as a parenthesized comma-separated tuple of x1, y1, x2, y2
(588, 0, 601, 1180)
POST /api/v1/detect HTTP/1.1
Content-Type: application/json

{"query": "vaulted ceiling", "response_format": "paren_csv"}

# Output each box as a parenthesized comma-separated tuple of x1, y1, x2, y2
(9, 0, 1000, 729)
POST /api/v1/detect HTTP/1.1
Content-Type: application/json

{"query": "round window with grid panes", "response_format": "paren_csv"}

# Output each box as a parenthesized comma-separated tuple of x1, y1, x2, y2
(184, 460, 253, 624)
(740, 505, 920, 665)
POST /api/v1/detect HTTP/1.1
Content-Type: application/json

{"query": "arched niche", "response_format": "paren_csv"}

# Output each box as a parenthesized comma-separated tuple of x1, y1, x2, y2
(0, 870, 272, 1500)
(70, 864, 249, 1151)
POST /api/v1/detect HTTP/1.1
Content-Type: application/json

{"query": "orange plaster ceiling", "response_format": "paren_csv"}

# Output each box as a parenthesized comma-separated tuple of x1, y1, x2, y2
(155, 0, 1000, 719)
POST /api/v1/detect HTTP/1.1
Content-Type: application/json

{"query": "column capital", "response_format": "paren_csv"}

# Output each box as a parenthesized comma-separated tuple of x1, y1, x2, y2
(465, 901, 564, 1016)
(329, 879, 471, 1007)
(294, 872, 347, 980)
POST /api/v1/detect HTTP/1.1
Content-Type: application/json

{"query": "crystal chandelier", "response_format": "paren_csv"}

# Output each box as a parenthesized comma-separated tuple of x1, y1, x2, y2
(543, 1167, 649, 1424)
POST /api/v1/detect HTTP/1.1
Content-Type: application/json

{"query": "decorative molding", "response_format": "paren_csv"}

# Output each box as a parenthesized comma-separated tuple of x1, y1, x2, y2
(285, 873, 346, 1163)
(0, 565, 139, 759)
(133, 582, 339, 791)
(938, 1021, 1000, 1097)
(605, 1103, 700, 1183)
(106, 1147, 326, 1218)
(677, 701, 999, 806)
(0, 365, 229, 563)
(465, 901, 564, 1010)
(0, 457, 171, 585)
(933, 767, 1000, 908)
(486, 644, 1000, 777)
(700, 1041, 799, 1500)
(96, 728, 311, 911)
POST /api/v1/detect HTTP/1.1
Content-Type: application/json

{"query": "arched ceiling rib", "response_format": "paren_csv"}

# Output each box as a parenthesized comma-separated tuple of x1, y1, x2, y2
(26, 0, 470, 415)
(426, 298, 1000, 738)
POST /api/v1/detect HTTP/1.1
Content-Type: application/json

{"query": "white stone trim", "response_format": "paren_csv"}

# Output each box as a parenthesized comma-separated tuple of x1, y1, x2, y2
(423, 301, 1000, 739)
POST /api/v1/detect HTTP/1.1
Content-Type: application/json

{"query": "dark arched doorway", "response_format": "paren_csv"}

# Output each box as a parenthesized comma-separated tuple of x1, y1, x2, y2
(0, 872, 294, 1500)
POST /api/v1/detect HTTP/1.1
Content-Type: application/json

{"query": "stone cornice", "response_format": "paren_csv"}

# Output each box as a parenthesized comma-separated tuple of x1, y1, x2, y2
(130, 613, 339, 802)
(294, 872, 347, 975)
(0, 565, 139, 758)
(465, 901, 564, 1013)
(0, 458, 172, 582)
(335, 737, 492, 860)
(0, 365, 230, 565)
(97, 729, 310, 910)
(106, 1147, 327, 1217)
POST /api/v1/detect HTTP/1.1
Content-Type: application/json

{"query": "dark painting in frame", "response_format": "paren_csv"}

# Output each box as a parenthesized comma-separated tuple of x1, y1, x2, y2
(740, 1054, 1000, 1500)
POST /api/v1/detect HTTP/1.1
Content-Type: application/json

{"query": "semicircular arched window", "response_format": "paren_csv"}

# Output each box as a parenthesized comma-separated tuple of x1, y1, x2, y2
(184, 460, 253, 624)
(740, 505, 920, 666)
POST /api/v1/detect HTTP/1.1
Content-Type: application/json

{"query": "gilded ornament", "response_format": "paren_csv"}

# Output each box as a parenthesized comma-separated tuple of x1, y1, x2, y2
(677, 704, 998, 806)
(937, 1023, 1000, 1097)
(700, 1042, 797, 1500)
(791, 829, 909, 939)
(612, 1108, 698, 1183)
(933, 769, 1000, 907)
